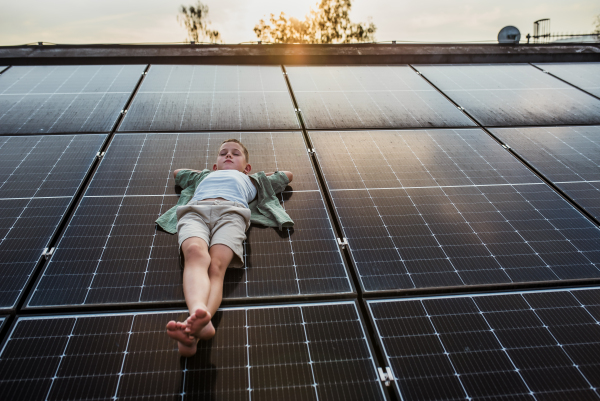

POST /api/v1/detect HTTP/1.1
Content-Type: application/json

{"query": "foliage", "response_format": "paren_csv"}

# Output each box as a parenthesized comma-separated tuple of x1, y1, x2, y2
(178, 1, 221, 43)
(594, 15, 600, 35)
(254, 0, 376, 44)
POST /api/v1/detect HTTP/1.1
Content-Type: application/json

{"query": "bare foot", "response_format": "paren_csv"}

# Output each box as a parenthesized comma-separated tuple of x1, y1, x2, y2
(166, 320, 197, 357)
(185, 308, 215, 340)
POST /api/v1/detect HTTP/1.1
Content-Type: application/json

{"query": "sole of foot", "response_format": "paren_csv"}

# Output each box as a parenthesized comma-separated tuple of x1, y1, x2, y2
(186, 308, 215, 340)
(166, 320, 195, 347)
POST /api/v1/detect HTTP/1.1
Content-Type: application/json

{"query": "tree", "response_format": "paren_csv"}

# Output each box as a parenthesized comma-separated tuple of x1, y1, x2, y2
(594, 15, 600, 36)
(178, 1, 221, 43)
(254, 0, 376, 44)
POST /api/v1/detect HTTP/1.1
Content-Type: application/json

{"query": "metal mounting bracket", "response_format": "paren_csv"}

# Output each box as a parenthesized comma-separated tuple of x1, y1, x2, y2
(42, 247, 55, 260)
(377, 367, 394, 387)
(121, 109, 128, 115)
(457, 106, 465, 111)
(96, 152, 106, 159)
(337, 238, 349, 249)
(502, 144, 511, 149)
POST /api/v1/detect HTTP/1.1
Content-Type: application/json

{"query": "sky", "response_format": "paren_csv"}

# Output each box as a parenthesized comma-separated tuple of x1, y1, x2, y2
(1, 0, 599, 45)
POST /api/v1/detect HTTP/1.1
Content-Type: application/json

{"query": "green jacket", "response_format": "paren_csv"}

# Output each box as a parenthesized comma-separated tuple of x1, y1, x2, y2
(156, 169, 294, 234)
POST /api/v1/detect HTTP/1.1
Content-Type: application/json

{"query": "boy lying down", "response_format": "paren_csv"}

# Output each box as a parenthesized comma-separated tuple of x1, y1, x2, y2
(155, 139, 293, 356)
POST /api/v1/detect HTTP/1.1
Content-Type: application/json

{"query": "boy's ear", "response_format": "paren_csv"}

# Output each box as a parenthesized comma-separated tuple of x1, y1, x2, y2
(212, 163, 218, 171)
(244, 163, 251, 174)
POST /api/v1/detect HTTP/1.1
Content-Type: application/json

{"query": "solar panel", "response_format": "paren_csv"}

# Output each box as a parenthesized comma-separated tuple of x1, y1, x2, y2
(414, 64, 600, 126)
(534, 62, 600, 98)
(367, 287, 600, 401)
(0, 135, 106, 198)
(285, 66, 476, 130)
(491, 126, 600, 221)
(27, 132, 351, 307)
(0, 65, 145, 134)
(310, 129, 600, 292)
(0, 134, 106, 309)
(0, 302, 386, 400)
(118, 65, 299, 132)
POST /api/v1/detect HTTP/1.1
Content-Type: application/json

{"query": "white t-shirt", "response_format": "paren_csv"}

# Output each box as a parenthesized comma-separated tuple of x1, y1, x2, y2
(191, 170, 257, 208)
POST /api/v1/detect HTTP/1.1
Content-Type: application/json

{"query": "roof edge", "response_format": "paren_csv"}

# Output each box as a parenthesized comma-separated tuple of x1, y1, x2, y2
(1, 43, 599, 65)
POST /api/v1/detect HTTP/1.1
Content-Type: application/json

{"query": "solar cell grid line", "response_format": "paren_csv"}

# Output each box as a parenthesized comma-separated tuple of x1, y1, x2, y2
(0, 302, 387, 401)
(310, 129, 600, 293)
(0, 65, 145, 134)
(414, 64, 600, 127)
(118, 65, 300, 132)
(0, 134, 106, 199)
(27, 131, 350, 307)
(367, 287, 600, 401)
(0, 134, 106, 309)
(285, 65, 476, 130)
(490, 126, 600, 222)
(533, 62, 600, 98)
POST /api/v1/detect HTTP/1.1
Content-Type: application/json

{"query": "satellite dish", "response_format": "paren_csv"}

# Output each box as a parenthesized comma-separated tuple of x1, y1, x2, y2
(498, 26, 521, 44)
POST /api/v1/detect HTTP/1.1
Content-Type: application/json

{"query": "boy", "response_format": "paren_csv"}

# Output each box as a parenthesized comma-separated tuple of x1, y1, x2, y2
(156, 139, 293, 357)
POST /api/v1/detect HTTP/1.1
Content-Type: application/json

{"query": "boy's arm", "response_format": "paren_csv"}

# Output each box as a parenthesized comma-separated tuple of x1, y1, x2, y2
(174, 168, 206, 189)
(265, 171, 293, 183)
(173, 168, 204, 179)
(261, 171, 293, 195)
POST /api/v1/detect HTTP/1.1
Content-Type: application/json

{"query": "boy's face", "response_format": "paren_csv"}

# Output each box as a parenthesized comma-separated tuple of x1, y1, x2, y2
(213, 142, 251, 174)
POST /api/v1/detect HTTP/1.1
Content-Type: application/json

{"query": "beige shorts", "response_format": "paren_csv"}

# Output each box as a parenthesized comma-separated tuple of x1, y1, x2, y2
(176, 200, 251, 268)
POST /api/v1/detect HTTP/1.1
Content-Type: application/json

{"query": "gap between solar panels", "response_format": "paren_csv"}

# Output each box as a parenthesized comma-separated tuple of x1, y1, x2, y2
(530, 62, 600, 103)
(8, 66, 150, 314)
(281, 65, 415, 367)
(411, 64, 600, 230)
(412, 64, 600, 128)
(490, 126, 600, 227)
(0, 134, 107, 313)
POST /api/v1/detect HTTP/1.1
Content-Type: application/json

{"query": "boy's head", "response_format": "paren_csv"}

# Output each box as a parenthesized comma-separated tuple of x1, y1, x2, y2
(213, 139, 251, 174)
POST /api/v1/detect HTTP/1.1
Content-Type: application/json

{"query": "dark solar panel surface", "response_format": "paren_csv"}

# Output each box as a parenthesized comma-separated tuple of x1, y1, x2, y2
(534, 62, 600, 98)
(0, 135, 105, 309)
(0, 302, 385, 401)
(286, 66, 475, 129)
(119, 65, 299, 132)
(415, 64, 600, 126)
(0, 135, 106, 198)
(368, 287, 600, 401)
(491, 126, 600, 221)
(310, 129, 600, 292)
(3, 60, 600, 400)
(28, 132, 350, 307)
(0, 65, 144, 134)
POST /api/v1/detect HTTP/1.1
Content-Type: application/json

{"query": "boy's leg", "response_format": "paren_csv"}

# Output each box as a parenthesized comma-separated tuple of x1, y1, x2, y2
(167, 236, 212, 357)
(186, 244, 234, 341)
